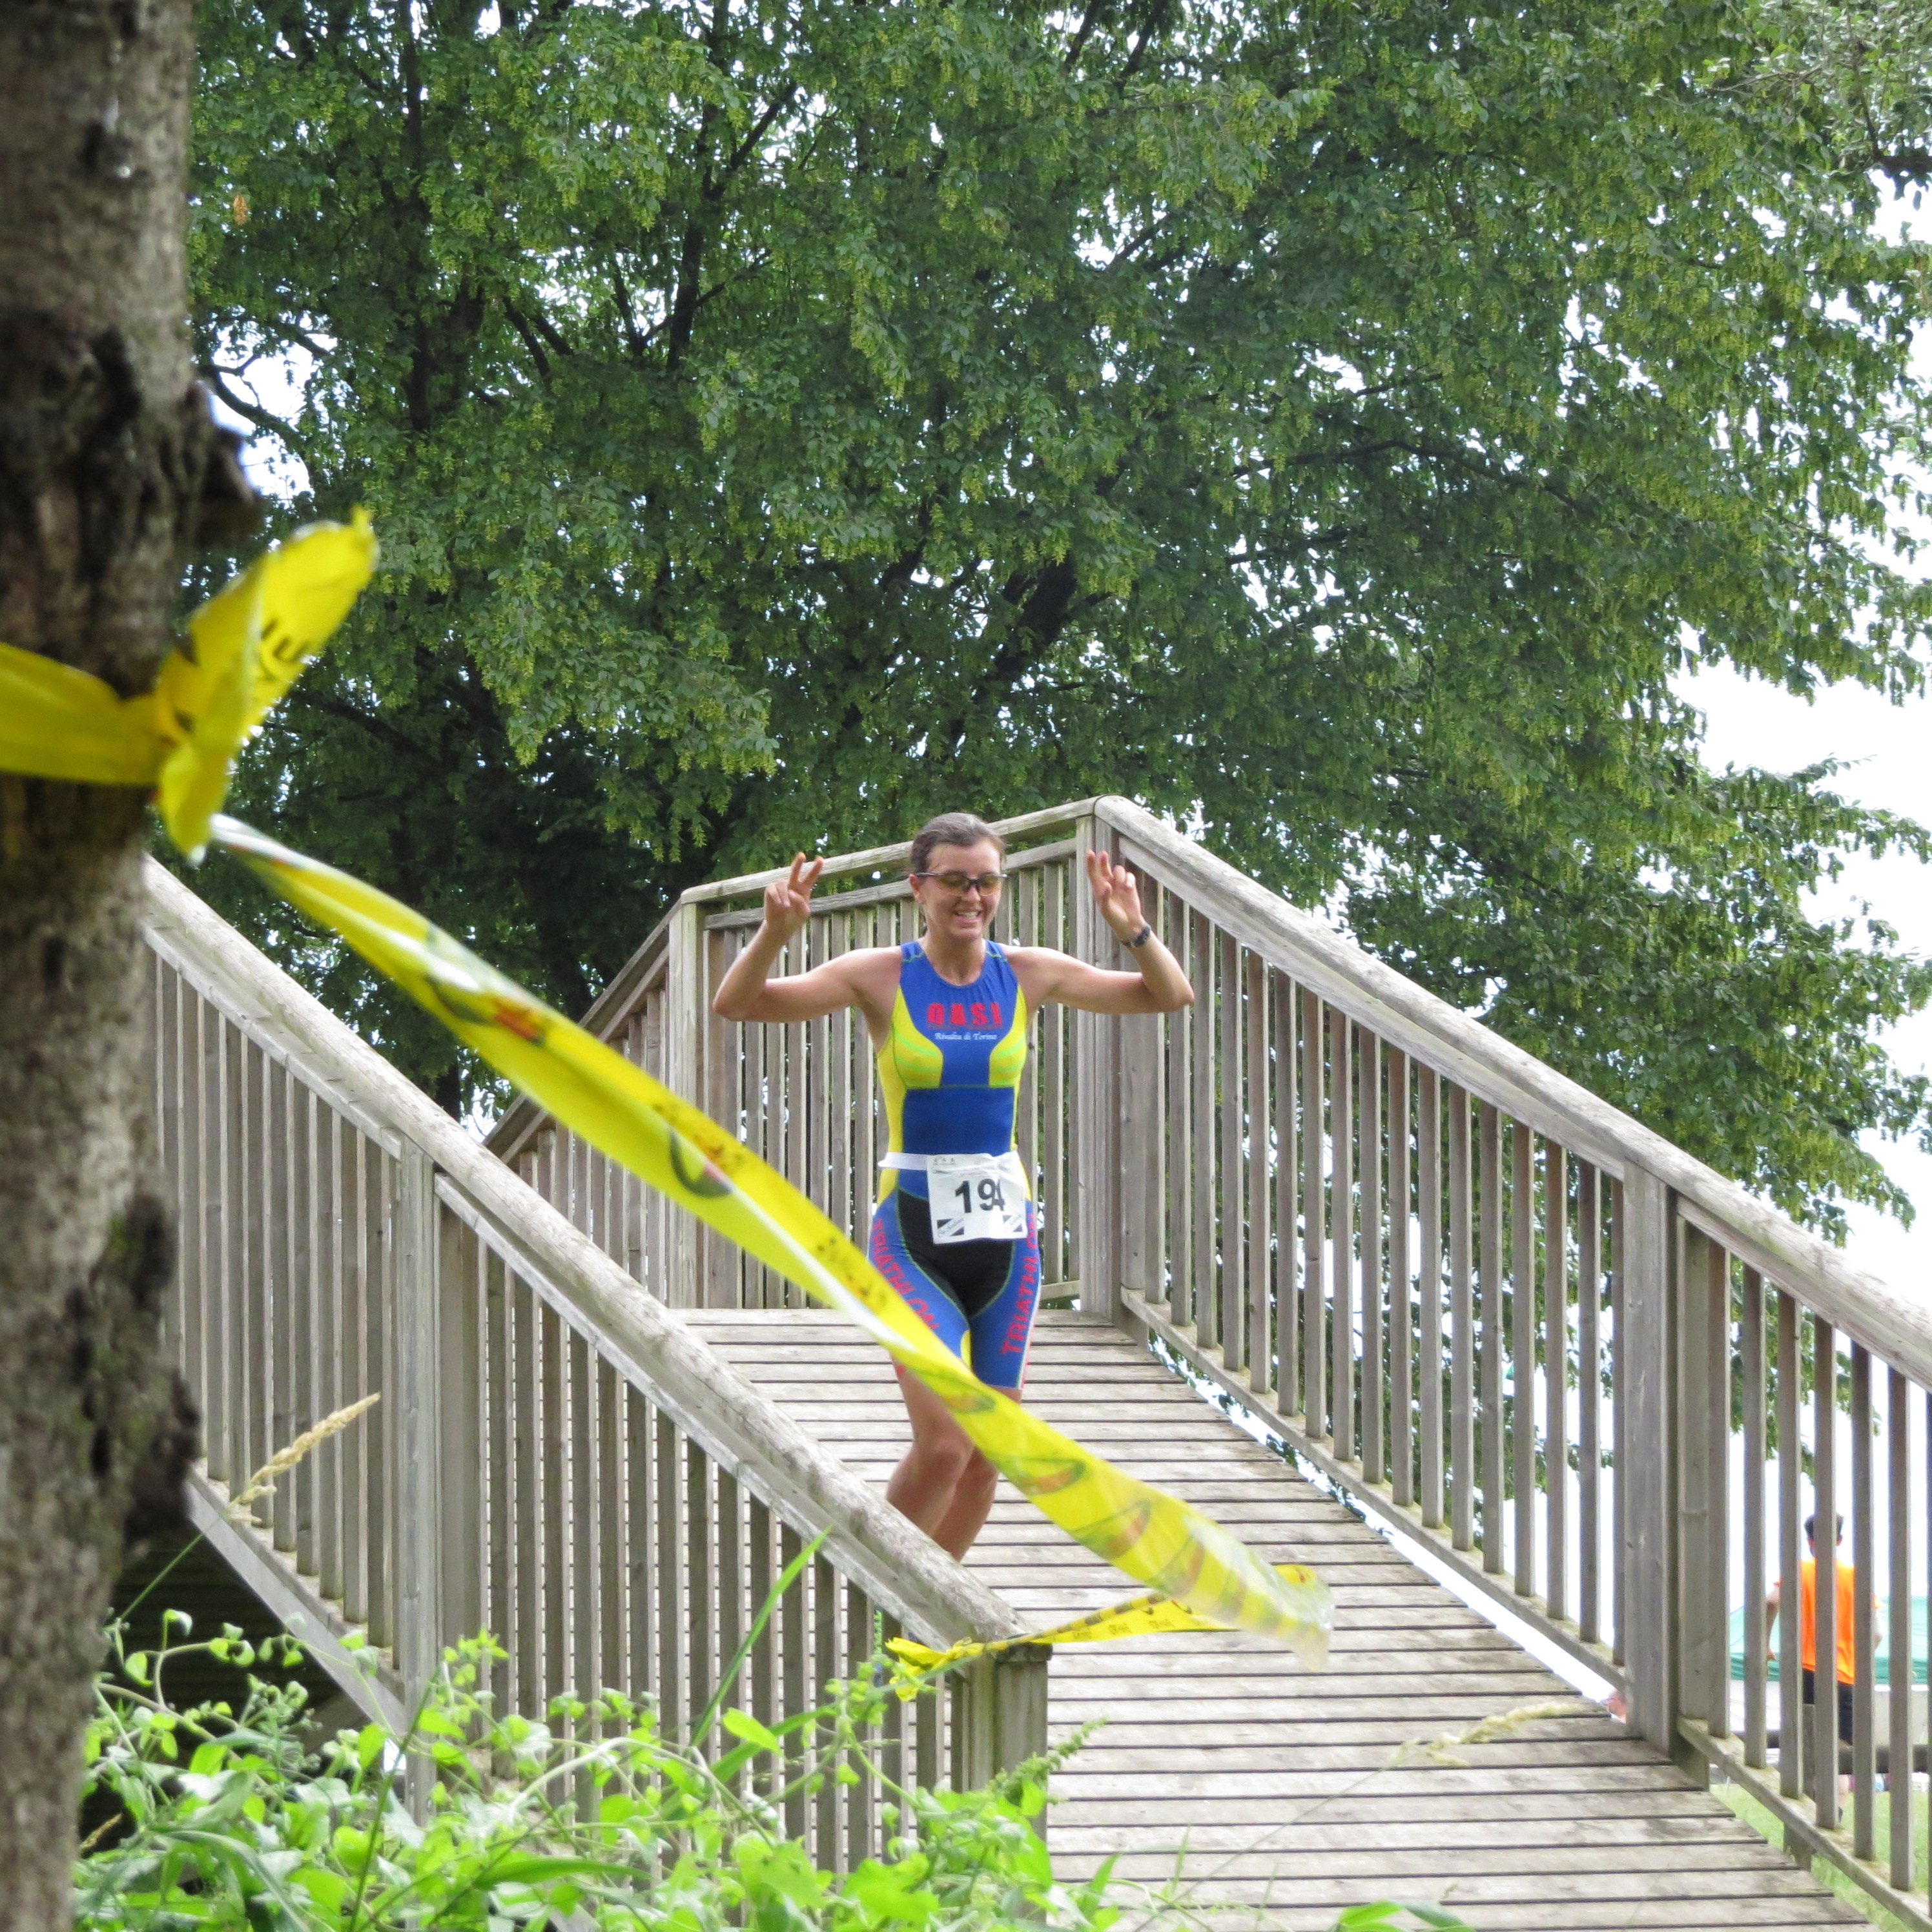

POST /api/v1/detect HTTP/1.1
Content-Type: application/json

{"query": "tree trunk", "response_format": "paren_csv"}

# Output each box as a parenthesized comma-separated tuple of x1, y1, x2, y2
(0, 4, 242, 1921)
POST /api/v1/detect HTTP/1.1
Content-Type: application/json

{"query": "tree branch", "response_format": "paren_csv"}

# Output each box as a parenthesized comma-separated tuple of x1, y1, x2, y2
(1062, 0, 1111, 72)
(502, 301, 551, 381)
(712, 85, 800, 196)
(200, 367, 312, 462)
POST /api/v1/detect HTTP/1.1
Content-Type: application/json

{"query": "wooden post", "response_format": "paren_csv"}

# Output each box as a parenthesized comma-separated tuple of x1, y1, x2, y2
(1071, 814, 1121, 1321)
(1116, 880, 1164, 1315)
(1618, 1167, 1679, 1758)
(393, 1143, 442, 1810)
(663, 897, 705, 1308)
(952, 1646, 1051, 1841)
(437, 1198, 484, 1654)
(1675, 1222, 1722, 1755)
(393, 1145, 442, 1697)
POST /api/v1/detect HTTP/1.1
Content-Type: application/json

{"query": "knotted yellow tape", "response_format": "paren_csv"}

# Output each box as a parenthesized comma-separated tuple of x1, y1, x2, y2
(0, 512, 376, 858)
(885, 1561, 1321, 1687)
(0, 520, 1331, 1668)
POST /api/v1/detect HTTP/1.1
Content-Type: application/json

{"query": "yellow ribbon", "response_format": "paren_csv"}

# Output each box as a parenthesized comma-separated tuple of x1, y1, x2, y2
(884, 1561, 1322, 1686)
(0, 520, 1331, 1668)
(0, 512, 376, 858)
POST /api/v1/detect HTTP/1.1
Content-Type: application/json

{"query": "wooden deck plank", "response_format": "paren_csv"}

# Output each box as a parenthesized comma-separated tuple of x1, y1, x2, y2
(686, 1311, 1851, 1931)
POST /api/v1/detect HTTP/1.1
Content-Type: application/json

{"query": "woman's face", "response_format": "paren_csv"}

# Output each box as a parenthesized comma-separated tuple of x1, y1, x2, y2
(911, 839, 1005, 944)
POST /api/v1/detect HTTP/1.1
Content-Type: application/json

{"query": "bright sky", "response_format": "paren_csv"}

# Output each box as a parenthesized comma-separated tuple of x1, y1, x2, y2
(1670, 192, 1932, 1300)
(1684, 664, 1932, 1295)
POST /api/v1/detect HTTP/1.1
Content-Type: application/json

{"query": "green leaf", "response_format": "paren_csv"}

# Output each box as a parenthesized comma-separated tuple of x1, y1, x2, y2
(723, 1709, 782, 1753)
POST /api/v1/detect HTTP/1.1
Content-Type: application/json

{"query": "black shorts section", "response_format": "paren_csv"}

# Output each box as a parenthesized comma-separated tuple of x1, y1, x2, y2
(890, 1188, 1020, 1321)
(1800, 1667, 1856, 1743)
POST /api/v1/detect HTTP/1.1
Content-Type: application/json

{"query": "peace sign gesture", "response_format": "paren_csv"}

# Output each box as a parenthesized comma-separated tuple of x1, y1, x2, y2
(761, 852, 824, 944)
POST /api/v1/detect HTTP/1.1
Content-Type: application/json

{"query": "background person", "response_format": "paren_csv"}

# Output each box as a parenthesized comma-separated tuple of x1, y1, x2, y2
(712, 810, 1193, 1558)
(1767, 1512, 1871, 1792)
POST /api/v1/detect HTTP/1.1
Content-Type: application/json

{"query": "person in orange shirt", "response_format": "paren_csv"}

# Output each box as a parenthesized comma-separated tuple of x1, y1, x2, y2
(1765, 1514, 1863, 1783)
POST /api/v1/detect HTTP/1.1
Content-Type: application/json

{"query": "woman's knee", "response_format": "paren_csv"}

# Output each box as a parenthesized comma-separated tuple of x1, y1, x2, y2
(908, 1434, 978, 1486)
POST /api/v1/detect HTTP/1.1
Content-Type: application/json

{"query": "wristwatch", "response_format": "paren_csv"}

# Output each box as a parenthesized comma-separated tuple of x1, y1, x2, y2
(1126, 923, 1153, 949)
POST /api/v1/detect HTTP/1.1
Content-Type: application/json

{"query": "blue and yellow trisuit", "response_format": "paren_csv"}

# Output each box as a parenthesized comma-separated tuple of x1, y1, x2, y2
(868, 940, 1042, 1392)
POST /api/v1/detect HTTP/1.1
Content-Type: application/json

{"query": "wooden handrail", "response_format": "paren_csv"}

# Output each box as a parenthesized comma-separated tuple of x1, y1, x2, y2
(141, 859, 1054, 1855)
(1094, 796, 1932, 1393)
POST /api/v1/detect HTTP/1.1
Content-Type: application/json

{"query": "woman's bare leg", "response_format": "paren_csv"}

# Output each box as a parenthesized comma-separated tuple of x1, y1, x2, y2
(929, 1446, 998, 1557)
(886, 1364, 999, 1559)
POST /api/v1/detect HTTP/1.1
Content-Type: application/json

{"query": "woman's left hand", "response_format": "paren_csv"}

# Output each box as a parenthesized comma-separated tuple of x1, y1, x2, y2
(1085, 850, 1148, 941)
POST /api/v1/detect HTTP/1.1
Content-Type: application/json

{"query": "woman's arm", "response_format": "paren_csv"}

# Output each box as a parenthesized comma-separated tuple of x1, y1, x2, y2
(1013, 852, 1195, 1015)
(710, 854, 872, 1022)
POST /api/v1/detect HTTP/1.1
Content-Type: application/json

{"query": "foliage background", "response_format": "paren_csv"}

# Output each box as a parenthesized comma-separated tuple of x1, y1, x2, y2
(184, 0, 1932, 1229)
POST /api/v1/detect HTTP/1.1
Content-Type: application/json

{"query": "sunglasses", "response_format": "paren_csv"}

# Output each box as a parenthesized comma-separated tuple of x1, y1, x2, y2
(913, 870, 1009, 895)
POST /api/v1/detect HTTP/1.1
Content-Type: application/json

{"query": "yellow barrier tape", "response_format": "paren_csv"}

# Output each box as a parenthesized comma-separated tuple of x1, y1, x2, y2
(1, 517, 1331, 1665)
(884, 1561, 1321, 1686)
(0, 513, 376, 857)
(208, 817, 1331, 1665)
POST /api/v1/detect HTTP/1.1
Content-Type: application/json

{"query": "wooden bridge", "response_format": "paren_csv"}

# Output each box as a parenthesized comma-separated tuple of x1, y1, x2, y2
(139, 797, 1932, 1930)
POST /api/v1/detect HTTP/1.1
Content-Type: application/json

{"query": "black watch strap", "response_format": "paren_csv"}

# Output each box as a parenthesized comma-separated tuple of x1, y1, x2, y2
(1126, 923, 1153, 949)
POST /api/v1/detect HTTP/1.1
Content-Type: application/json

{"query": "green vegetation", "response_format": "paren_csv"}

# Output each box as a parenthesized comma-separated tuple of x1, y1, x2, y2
(1717, 1776, 1930, 1932)
(77, 1615, 1473, 1932)
(189, 0, 1932, 1228)
(78, 1619, 1102, 1932)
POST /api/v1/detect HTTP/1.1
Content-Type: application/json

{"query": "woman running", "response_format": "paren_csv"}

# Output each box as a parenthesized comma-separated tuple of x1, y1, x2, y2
(711, 812, 1193, 1559)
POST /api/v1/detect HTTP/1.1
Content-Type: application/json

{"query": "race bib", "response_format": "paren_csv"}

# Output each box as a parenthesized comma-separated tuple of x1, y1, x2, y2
(928, 1153, 1029, 1245)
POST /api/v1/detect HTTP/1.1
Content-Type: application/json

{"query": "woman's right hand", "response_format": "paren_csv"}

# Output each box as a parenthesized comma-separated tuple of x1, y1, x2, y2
(763, 853, 824, 943)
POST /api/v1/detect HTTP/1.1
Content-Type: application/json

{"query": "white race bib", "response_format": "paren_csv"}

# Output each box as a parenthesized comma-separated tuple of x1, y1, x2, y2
(926, 1153, 1029, 1245)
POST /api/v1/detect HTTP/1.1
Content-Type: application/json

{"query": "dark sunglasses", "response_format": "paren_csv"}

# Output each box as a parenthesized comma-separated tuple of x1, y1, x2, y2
(913, 870, 1009, 894)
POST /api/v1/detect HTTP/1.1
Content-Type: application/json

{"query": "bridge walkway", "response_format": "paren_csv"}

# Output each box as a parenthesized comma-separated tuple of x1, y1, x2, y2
(693, 1310, 1854, 1931)
(147, 791, 1932, 1932)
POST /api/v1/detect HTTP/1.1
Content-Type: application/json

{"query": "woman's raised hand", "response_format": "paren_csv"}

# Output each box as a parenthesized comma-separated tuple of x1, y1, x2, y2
(763, 853, 824, 943)
(1085, 849, 1147, 941)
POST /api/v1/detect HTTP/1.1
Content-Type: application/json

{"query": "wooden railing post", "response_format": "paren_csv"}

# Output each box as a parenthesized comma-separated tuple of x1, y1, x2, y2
(437, 1193, 484, 1652)
(1618, 1166, 1680, 1756)
(952, 1647, 1051, 1839)
(393, 1143, 444, 1727)
(663, 898, 705, 1308)
(1677, 1222, 1729, 1753)
(1069, 812, 1121, 1322)
(1116, 976, 1164, 1317)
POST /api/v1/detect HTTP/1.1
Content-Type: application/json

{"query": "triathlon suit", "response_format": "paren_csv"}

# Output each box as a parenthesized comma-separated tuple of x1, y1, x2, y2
(868, 940, 1042, 1392)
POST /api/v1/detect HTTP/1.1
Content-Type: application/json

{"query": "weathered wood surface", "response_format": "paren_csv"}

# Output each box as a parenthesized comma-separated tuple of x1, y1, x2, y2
(690, 1309, 1860, 1932)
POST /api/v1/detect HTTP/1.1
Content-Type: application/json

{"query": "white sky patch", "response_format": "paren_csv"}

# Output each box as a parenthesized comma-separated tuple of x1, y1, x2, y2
(205, 338, 315, 500)
(1672, 183, 1932, 1301)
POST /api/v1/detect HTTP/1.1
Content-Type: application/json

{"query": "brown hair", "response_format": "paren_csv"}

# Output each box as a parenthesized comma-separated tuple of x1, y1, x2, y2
(909, 812, 1005, 874)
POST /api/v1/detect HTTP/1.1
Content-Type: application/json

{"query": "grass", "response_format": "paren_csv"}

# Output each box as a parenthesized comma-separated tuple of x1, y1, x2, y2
(1715, 1778, 1929, 1931)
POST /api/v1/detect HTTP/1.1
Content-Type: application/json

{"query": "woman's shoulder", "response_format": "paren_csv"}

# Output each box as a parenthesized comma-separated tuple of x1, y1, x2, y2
(834, 945, 909, 986)
(999, 943, 1070, 990)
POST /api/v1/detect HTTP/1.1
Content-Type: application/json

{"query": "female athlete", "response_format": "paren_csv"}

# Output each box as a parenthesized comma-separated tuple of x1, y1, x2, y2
(711, 812, 1194, 1560)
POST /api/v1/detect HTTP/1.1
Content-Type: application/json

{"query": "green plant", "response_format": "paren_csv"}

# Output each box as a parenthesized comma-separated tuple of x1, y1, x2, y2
(76, 1610, 1475, 1932)
(77, 1614, 1116, 1932)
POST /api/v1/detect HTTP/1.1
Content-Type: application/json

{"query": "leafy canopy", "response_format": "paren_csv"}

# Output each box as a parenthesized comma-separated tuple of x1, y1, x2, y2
(189, 0, 1932, 1226)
